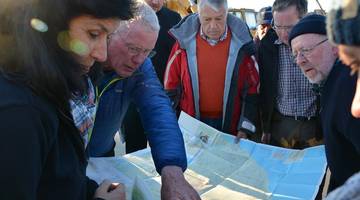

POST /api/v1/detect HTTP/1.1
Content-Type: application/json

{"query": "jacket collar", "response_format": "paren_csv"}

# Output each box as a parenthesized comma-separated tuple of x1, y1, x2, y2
(170, 13, 252, 50)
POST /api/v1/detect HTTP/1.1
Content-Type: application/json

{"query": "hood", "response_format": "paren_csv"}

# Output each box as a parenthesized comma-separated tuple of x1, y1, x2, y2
(169, 13, 253, 50)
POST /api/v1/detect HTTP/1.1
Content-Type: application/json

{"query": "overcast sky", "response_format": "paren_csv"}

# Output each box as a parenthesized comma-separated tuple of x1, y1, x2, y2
(228, 0, 331, 12)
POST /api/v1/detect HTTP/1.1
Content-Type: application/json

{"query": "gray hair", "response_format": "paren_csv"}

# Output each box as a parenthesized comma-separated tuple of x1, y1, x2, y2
(198, 0, 228, 13)
(117, 0, 159, 35)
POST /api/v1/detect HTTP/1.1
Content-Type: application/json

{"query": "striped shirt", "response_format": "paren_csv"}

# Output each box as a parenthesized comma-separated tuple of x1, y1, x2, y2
(69, 77, 97, 148)
(275, 39, 317, 117)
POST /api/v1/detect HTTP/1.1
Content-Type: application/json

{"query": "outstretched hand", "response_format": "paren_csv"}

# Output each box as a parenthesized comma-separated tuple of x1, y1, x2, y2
(161, 166, 201, 200)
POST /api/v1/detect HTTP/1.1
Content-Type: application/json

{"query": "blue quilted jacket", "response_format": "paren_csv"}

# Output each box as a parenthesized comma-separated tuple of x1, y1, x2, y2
(89, 58, 187, 174)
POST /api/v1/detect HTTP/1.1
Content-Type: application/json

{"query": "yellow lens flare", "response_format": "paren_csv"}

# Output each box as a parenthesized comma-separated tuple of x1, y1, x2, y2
(30, 18, 48, 32)
(57, 31, 89, 56)
(69, 39, 89, 56)
(57, 31, 70, 51)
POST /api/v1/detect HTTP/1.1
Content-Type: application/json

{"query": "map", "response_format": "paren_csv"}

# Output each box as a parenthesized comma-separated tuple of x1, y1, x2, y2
(87, 112, 327, 200)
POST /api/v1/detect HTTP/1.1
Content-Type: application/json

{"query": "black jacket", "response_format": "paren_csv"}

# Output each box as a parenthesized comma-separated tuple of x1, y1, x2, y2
(320, 61, 360, 191)
(152, 7, 181, 82)
(258, 29, 279, 133)
(0, 74, 98, 200)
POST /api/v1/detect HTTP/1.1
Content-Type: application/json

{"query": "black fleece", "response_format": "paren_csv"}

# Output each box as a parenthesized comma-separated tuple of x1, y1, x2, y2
(320, 61, 360, 191)
(0, 74, 98, 200)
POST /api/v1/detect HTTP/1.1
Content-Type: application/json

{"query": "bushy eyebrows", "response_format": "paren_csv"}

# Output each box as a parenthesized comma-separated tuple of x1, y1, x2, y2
(124, 41, 153, 52)
(203, 14, 224, 19)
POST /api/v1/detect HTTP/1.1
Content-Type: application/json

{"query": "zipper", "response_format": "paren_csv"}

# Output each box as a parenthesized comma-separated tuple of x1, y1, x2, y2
(87, 77, 124, 142)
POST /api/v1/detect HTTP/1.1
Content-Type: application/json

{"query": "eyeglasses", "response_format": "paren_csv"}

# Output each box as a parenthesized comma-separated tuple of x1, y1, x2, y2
(107, 34, 157, 58)
(291, 39, 328, 62)
(272, 24, 294, 32)
(125, 44, 156, 58)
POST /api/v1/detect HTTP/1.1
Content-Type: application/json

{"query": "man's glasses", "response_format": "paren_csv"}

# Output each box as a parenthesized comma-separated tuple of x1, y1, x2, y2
(126, 44, 156, 58)
(291, 39, 328, 62)
(272, 24, 294, 32)
(107, 34, 157, 59)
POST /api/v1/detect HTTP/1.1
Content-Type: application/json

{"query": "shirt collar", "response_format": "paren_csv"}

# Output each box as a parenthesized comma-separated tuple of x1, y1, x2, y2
(200, 25, 228, 46)
(274, 39, 283, 45)
(312, 82, 325, 96)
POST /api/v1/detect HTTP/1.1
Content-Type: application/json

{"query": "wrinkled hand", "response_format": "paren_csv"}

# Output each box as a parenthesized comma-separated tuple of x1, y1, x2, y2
(94, 180, 126, 200)
(235, 130, 248, 144)
(261, 132, 271, 144)
(161, 166, 200, 200)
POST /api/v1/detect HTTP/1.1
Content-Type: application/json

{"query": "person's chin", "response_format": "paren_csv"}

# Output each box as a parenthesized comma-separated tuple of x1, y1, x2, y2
(80, 64, 92, 74)
(259, 34, 266, 40)
(280, 38, 289, 45)
(119, 70, 133, 78)
(352, 101, 360, 118)
(307, 75, 321, 84)
(206, 32, 219, 38)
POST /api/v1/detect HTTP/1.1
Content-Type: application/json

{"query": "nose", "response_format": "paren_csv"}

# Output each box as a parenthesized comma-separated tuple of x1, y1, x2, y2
(209, 21, 217, 29)
(352, 76, 360, 118)
(296, 53, 307, 66)
(91, 38, 108, 62)
(131, 54, 146, 66)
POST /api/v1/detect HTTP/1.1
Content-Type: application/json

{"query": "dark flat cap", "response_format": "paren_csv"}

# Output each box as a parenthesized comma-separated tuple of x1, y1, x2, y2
(288, 14, 326, 45)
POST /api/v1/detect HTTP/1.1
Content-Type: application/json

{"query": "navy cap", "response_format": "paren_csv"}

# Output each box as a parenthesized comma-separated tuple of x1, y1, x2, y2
(256, 6, 273, 25)
(288, 14, 326, 45)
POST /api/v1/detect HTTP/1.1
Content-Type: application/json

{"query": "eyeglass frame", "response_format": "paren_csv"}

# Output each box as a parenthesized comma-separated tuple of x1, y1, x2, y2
(125, 43, 156, 58)
(107, 31, 157, 59)
(291, 38, 328, 62)
(272, 24, 295, 32)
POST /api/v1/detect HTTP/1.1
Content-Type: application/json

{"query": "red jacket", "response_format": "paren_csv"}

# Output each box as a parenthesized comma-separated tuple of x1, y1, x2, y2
(164, 14, 259, 135)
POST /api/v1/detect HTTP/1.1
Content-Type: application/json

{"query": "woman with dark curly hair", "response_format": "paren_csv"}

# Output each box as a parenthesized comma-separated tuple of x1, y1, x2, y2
(0, 0, 135, 199)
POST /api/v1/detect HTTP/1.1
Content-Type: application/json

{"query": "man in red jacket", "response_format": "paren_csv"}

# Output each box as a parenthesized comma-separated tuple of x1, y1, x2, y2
(164, 0, 259, 141)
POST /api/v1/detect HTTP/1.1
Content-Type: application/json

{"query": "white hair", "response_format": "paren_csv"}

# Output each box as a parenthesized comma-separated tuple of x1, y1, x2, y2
(116, 0, 159, 36)
(133, 0, 160, 32)
(198, 0, 228, 13)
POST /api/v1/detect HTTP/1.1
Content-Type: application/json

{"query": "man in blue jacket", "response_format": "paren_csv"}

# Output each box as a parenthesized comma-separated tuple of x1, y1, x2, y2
(88, 3, 200, 200)
(122, 0, 182, 154)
